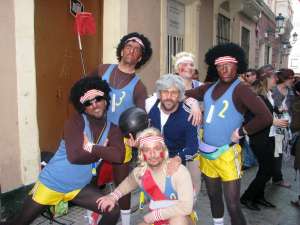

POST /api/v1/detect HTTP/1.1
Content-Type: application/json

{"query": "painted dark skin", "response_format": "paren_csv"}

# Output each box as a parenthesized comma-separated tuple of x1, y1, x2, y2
(216, 62, 238, 83)
(120, 41, 142, 68)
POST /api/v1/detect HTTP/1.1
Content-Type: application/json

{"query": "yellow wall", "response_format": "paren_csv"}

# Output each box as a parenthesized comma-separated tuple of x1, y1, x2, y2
(128, 0, 161, 94)
(198, 0, 214, 81)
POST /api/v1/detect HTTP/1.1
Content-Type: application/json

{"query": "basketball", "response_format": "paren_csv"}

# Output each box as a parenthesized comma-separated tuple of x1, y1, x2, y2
(119, 107, 149, 138)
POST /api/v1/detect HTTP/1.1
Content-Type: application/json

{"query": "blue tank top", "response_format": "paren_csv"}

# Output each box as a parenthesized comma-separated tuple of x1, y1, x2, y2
(39, 114, 111, 193)
(164, 176, 178, 200)
(102, 64, 140, 125)
(203, 79, 244, 146)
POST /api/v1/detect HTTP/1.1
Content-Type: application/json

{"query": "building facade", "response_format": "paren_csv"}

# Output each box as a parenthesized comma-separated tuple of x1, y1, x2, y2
(0, 0, 294, 197)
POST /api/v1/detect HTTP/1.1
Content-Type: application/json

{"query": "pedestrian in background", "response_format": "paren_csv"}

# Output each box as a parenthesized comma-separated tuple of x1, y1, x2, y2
(290, 81, 300, 207)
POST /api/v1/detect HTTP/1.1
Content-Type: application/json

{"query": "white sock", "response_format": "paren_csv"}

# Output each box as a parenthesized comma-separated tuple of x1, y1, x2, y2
(120, 209, 131, 225)
(213, 217, 224, 225)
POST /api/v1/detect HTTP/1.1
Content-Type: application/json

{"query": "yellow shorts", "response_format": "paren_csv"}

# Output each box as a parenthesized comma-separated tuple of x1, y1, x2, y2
(199, 144, 243, 181)
(29, 181, 81, 205)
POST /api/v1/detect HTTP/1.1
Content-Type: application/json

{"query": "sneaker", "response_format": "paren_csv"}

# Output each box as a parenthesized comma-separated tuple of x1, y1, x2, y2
(240, 198, 261, 211)
(255, 198, 276, 208)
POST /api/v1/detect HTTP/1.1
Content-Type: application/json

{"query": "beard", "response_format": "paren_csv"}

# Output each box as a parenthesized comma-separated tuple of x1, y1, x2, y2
(160, 100, 179, 113)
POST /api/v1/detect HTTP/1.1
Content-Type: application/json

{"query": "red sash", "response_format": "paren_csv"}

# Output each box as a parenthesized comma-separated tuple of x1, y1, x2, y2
(141, 169, 169, 225)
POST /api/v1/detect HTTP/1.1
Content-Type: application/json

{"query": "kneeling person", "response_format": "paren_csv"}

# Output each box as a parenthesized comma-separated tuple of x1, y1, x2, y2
(97, 127, 194, 225)
(5, 77, 126, 225)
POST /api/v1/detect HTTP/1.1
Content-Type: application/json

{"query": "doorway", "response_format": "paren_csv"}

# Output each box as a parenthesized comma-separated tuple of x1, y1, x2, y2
(35, 0, 103, 152)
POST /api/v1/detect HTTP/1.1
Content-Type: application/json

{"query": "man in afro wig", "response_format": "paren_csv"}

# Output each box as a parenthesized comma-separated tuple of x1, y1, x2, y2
(185, 42, 273, 225)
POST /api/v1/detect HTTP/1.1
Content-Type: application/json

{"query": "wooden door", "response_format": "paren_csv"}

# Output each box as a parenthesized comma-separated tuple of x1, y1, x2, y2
(35, 0, 103, 152)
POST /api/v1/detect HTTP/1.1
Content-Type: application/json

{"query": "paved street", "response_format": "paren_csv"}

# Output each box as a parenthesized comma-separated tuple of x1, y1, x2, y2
(31, 157, 300, 225)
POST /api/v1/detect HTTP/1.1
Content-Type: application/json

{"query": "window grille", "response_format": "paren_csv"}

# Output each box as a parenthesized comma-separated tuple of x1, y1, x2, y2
(217, 14, 230, 44)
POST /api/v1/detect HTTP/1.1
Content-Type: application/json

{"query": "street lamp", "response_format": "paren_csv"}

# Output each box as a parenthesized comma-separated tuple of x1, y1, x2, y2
(265, 13, 285, 38)
(275, 13, 285, 34)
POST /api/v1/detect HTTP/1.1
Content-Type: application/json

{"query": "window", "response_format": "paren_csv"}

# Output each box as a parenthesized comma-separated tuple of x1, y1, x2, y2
(217, 14, 230, 44)
(167, 0, 185, 73)
(167, 35, 184, 73)
(264, 45, 271, 65)
(241, 27, 250, 64)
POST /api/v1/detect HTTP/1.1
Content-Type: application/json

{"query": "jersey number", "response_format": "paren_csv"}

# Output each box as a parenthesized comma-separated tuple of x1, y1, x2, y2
(206, 100, 229, 123)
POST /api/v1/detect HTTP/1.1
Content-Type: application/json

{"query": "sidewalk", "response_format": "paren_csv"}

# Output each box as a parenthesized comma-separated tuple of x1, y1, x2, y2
(31, 157, 300, 225)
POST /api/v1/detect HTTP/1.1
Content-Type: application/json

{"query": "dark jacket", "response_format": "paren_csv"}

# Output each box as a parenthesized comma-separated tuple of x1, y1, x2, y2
(291, 95, 300, 169)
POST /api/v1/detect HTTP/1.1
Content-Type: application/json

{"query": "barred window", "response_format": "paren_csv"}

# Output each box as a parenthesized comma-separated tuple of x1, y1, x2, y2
(241, 27, 250, 64)
(217, 14, 230, 44)
(167, 35, 184, 73)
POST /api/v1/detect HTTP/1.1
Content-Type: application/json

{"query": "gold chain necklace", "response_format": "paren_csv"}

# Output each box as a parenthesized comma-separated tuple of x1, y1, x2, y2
(91, 121, 107, 176)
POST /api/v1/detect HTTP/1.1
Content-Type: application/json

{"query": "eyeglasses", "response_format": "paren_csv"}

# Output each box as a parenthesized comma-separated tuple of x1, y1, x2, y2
(160, 90, 180, 97)
(83, 96, 103, 107)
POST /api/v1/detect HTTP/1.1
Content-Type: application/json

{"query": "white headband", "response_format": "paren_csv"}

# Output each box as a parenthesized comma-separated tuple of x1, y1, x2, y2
(80, 89, 104, 103)
(138, 136, 165, 148)
(175, 56, 194, 67)
(126, 37, 144, 48)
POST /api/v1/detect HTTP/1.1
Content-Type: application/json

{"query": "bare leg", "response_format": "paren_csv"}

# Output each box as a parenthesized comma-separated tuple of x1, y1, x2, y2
(186, 160, 201, 197)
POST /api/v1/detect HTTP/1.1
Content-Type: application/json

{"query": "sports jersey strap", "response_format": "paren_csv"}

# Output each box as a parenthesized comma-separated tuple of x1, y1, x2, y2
(141, 169, 167, 201)
(102, 64, 116, 81)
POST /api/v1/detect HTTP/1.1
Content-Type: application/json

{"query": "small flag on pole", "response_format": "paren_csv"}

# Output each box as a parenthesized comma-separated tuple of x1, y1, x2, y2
(74, 12, 96, 76)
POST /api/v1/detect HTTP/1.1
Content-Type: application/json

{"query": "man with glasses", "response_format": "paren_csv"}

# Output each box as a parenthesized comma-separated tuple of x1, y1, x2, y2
(145, 74, 199, 167)
(2, 76, 125, 225)
(186, 43, 272, 225)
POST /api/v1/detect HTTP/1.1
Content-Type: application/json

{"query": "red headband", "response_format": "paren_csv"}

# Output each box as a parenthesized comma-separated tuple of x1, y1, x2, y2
(138, 136, 165, 148)
(215, 56, 238, 65)
(80, 89, 104, 103)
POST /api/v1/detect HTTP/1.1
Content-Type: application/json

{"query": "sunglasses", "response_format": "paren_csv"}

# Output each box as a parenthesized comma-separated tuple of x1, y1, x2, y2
(83, 96, 103, 107)
(245, 74, 256, 78)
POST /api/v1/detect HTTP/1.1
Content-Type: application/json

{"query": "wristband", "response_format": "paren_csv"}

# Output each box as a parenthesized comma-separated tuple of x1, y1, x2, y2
(110, 190, 122, 202)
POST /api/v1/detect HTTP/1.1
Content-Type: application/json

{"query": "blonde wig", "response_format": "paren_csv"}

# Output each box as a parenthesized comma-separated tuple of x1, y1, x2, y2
(136, 127, 169, 166)
(173, 51, 195, 73)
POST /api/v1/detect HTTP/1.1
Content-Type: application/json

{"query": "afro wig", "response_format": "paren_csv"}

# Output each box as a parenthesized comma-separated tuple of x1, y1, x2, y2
(70, 76, 111, 113)
(205, 42, 248, 76)
(116, 32, 152, 69)
(204, 65, 219, 82)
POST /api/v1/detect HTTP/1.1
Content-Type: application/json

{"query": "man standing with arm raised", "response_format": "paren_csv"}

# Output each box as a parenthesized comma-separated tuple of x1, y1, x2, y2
(89, 32, 152, 225)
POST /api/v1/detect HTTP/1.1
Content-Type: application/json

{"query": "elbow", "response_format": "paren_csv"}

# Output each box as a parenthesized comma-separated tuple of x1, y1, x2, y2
(115, 154, 125, 164)
(113, 148, 126, 163)
(181, 205, 193, 216)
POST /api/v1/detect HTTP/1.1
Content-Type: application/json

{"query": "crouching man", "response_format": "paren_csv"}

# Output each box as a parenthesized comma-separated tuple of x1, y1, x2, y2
(96, 127, 194, 225)
(2, 76, 126, 225)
